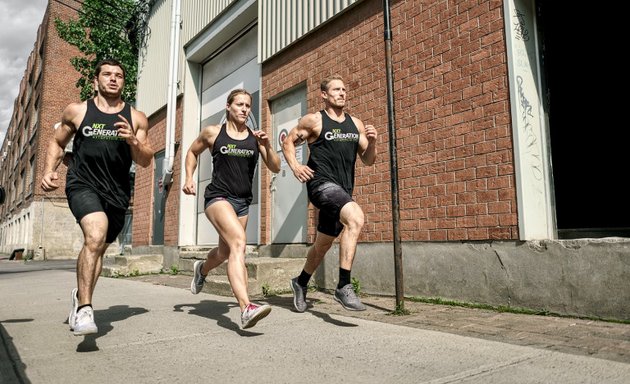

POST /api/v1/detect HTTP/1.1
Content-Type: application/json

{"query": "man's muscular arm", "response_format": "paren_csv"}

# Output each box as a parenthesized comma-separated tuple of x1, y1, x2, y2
(281, 113, 319, 183)
(354, 117, 377, 166)
(116, 108, 153, 168)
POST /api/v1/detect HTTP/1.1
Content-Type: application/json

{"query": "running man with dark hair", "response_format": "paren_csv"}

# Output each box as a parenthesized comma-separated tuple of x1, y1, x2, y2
(42, 59, 154, 335)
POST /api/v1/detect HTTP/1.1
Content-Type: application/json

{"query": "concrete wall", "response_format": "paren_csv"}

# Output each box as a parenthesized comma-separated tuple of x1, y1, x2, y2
(299, 239, 630, 321)
(28, 198, 120, 260)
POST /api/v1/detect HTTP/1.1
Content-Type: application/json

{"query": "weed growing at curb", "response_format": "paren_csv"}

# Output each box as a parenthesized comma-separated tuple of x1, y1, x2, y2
(351, 277, 361, 295)
(262, 283, 271, 297)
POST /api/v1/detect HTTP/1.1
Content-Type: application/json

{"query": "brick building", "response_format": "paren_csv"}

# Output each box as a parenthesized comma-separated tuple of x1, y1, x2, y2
(0, 1, 124, 259)
(131, 0, 629, 320)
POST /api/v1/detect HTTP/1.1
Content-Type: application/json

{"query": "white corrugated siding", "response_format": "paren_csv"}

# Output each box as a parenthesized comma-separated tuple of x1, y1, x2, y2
(137, 0, 360, 115)
(181, 0, 236, 43)
(136, 0, 171, 116)
(259, 0, 361, 62)
(136, 0, 235, 116)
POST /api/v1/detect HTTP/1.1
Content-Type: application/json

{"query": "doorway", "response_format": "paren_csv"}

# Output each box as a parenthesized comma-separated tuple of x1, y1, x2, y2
(538, 1, 630, 238)
(197, 25, 260, 245)
(152, 151, 165, 245)
(270, 86, 308, 243)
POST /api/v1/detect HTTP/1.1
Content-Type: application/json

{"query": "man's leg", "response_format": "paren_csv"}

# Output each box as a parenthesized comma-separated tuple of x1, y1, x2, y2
(290, 231, 335, 312)
(333, 202, 366, 311)
(303, 231, 336, 275)
(72, 211, 108, 335)
(337, 201, 365, 272)
(292, 182, 352, 312)
(77, 212, 109, 306)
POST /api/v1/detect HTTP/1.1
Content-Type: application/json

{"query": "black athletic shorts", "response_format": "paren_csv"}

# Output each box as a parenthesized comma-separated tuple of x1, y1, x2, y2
(307, 181, 353, 237)
(67, 188, 127, 244)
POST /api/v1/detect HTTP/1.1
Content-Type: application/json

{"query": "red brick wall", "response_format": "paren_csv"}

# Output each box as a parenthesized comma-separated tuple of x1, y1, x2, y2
(132, 97, 182, 246)
(35, 1, 82, 200)
(131, 105, 162, 246)
(164, 99, 183, 245)
(262, 0, 517, 242)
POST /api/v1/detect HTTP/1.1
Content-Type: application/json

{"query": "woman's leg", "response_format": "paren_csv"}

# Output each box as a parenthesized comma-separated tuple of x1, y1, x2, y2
(205, 200, 250, 311)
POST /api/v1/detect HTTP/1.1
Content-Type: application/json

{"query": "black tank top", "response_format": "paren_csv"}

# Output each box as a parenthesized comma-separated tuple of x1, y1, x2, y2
(204, 124, 259, 204)
(307, 111, 360, 194)
(66, 98, 133, 209)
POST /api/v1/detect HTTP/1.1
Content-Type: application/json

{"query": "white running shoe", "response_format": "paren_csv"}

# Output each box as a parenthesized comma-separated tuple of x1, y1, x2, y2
(191, 260, 206, 294)
(241, 303, 272, 329)
(68, 288, 78, 330)
(73, 306, 98, 336)
(290, 277, 307, 313)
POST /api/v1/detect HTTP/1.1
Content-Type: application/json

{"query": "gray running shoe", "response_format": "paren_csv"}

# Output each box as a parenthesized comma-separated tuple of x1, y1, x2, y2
(290, 277, 307, 312)
(334, 284, 366, 311)
(73, 306, 98, 336)
(68, 288, 78, 330)
(241, 303, 272, 329)
(191, 260, 206, 294)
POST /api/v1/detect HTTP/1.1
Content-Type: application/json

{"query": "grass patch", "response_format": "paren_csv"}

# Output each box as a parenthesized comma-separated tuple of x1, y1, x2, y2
(262, 282, 319, 298)
(108, 268, 140, 278)
(406, 296, 630, 324)
(390, 302, 410, 316)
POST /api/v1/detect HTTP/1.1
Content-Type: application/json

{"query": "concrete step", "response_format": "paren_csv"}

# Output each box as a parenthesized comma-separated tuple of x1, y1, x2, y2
(201, 275, 239, 297)
(196, 257, 306, 298)
(179, 255, 227, 276)
(102, 254, 164, 277)
(179, 245, 260, 276)
(102, 247, 305, 297)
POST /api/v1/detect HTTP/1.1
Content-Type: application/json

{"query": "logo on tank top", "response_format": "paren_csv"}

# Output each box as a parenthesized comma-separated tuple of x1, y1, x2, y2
(220, 143, 255, 157)
(82, 123, 124, 141)
(324, 128, 359, 142)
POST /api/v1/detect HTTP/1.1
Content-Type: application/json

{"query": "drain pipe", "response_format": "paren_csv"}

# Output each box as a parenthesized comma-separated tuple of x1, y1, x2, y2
(383, 0, 404, 311)
(161, 0, 181, 190)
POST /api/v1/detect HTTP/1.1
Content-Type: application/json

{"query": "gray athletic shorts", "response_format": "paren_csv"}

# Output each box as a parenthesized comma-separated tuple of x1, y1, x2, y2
(307, 181, 353, 237)
(204, 196, 250, 217)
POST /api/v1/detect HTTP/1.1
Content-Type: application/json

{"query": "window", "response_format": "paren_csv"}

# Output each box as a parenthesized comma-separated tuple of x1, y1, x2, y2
(19, 169, 25, 200)
(28, 156, 35, 195)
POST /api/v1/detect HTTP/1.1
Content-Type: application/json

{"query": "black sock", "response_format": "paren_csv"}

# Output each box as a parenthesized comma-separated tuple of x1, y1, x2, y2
(297, 270, 311, 287)
(338, 268, 351, 289)
(77, 304, 92, 312)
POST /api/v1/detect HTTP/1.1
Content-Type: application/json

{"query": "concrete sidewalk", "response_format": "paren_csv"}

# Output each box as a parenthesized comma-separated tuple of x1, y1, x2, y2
(1, 260, 629, 383)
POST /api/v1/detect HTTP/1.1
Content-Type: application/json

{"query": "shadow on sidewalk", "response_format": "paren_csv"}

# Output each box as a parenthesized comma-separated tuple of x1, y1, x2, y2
(173, 299, 268, 336)
(265, 296, 359, 327)
(1, 319, 33, 383)
(75, 305, 149, 353)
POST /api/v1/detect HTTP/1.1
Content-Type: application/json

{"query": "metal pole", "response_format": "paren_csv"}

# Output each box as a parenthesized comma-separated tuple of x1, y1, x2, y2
(382, 0, 404, 311)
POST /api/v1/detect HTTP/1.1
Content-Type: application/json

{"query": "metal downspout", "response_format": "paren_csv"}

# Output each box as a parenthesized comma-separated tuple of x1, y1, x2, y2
(161, 0, 181, 189)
